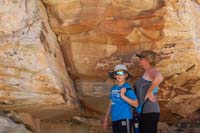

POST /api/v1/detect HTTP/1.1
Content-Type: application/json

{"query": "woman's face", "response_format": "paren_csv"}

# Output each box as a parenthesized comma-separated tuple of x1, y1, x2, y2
(139, 58, 145, 66)
(139, 58, 148, 68)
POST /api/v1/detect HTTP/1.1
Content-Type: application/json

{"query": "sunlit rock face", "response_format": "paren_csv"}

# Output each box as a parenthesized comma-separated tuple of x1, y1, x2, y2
(1, 0, 200, 132)
(158, 0, 200, 118)
(43, 0, 165, 116)
(44, 0, 163, 77)
(0, 0, 79, 116)
(43, 0, 200, 121)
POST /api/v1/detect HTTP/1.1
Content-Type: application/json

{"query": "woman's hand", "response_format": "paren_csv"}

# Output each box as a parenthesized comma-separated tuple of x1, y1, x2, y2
(145, 91, 157, 102)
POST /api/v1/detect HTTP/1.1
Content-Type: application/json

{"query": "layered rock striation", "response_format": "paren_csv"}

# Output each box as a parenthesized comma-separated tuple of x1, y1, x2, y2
(0, 0, 200, 132)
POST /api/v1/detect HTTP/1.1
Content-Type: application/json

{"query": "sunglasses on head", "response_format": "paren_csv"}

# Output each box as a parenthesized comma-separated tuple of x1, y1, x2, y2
(136, 54, 145, 58)
(115, 71, 126, 76)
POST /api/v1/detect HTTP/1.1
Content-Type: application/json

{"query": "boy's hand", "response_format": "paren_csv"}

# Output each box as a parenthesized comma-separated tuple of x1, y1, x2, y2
(120, 88, 126, 97)
(102, 119, 108, 129)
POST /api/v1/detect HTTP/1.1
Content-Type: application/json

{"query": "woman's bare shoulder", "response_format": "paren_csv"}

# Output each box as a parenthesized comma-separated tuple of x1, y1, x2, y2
(150, 68, 163, 79)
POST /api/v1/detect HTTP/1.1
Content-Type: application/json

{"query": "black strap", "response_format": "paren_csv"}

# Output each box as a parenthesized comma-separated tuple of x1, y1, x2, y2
(141, 99, 148, 114)
(126, 88, 132, 91)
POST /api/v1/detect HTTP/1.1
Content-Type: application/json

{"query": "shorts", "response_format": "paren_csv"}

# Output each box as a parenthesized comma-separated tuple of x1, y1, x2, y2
(112, 119, 133, 133)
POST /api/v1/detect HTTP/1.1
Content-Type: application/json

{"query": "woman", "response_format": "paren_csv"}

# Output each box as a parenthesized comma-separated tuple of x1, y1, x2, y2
(134, 50, 163, 133)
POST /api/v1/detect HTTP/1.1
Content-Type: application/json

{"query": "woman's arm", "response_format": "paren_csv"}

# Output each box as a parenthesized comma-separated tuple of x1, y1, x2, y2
(120, 88, 138, 107)
(102, 101, 112, 129)
(145, 70, 163, 102)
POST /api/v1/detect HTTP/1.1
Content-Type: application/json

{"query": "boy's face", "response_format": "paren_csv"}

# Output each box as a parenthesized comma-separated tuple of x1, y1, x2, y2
(114, 71, 128, 82)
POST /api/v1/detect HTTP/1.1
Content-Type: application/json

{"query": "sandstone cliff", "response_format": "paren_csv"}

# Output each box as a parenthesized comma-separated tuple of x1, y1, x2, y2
(0, 0, 200, 132)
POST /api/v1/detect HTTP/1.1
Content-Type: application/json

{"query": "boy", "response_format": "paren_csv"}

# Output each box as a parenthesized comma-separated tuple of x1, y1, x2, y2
(103, 64, 138, 133)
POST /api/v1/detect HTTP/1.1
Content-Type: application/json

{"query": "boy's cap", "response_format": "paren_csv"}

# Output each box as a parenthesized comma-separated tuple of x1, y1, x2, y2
(114, 64, 128, 72)
(108, 64, 132, 80)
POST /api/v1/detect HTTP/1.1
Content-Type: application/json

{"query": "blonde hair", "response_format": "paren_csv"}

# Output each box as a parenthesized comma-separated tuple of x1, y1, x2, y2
(139, 50, 157, 66)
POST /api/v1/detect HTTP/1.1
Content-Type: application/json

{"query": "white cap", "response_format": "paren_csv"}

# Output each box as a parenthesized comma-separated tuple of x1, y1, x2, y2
(108, 64, 132, 79)
(114, 64, 128, 72)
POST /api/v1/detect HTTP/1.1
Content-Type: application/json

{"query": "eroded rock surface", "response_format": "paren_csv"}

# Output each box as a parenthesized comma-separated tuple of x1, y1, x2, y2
(0, 0, 79, 116)
(0, 0, 200, 132)
(43, 0, 200, 120)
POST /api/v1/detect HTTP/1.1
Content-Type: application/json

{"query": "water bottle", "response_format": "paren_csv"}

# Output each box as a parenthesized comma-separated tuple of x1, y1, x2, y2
(133, 112, 140, 133)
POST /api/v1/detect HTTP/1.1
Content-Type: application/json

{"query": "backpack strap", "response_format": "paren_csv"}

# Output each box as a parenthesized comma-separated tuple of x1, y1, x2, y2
(126, 88, 132, 91)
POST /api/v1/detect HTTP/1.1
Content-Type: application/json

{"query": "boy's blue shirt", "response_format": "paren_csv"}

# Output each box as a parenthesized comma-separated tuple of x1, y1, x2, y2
(109, 82, 137, 122)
